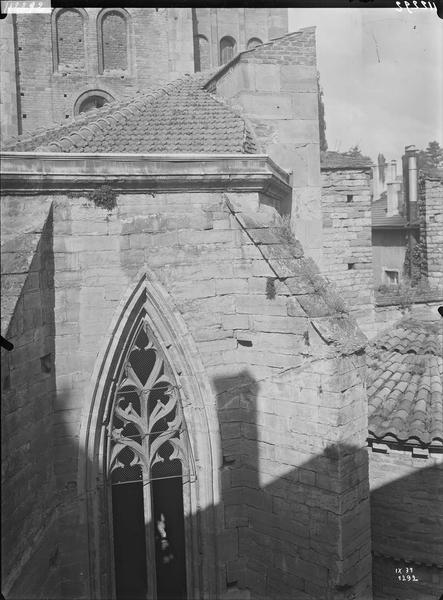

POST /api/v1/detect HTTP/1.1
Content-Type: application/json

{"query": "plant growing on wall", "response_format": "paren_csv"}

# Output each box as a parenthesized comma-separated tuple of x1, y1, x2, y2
(403, 241, 424, 286)
(87, 185, 118, 211)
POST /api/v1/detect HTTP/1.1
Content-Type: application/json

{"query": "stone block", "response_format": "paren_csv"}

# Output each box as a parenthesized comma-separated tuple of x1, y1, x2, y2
(280, 64, 317, 92)
(237, 91, 293, 119)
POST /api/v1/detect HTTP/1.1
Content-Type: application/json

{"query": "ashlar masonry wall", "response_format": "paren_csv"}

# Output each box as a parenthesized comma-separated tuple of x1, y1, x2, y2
(369, 447, 443, 600)
(1, 155, 372, 600)
(321, 166, 374, 330)
(1, 204, 59, 598)
(209, 27, 323, 268)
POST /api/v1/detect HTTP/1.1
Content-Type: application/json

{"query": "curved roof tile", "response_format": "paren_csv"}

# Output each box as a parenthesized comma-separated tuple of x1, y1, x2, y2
(367, 314, 443, 447)
(3, 74, 258, 155)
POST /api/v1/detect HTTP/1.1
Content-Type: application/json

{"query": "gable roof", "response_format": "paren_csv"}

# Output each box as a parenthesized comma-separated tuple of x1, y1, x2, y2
(367, 312, 443, 448)
(2, 74, 258, 154)
(321, 151, 373, 170)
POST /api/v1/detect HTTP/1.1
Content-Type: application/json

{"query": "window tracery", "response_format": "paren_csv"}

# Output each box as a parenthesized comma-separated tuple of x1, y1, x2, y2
(108, 318, 194, 486)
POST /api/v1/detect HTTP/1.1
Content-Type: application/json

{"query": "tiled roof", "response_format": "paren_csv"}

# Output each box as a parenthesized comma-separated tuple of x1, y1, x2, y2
(367, 313, 443, 447)
(320, 151, 373, 170)
(3, 74, 258, 154)
(371, 195, 417, 228)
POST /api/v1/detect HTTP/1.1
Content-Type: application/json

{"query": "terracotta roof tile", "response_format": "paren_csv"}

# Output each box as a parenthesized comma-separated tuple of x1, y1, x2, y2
(367, 314, 443, 447)
(3, 74, 258, 155)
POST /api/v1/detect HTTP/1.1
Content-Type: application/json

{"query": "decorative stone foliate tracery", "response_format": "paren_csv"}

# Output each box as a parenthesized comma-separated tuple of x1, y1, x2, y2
(108, 318, 194, 486)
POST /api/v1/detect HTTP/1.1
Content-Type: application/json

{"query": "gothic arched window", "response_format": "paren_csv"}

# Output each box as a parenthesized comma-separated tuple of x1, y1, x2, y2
(97, 8, 129, 74)
(219, 36, 237, 66)
(247, 37, 263, 50)
(194, 34, 210, 72)
(108, 314, 194, 599)
(53, 8, 86, 72)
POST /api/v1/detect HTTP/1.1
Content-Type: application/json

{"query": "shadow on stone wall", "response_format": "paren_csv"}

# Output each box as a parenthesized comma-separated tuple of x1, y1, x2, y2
(3, 362, 441, 600)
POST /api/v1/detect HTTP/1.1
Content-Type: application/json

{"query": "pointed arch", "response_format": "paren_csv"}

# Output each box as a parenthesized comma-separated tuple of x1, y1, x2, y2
(78, 271, 221, 599)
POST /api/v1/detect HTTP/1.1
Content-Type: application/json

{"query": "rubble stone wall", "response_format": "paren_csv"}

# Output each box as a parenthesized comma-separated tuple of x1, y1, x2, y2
(420, 176, 443, 290)
(321, 167, 373, 329)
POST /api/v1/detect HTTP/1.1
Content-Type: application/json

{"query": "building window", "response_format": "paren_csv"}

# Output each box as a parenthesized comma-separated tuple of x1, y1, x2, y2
(98, 9, 129, 74)
(109, 317, 194, 599)
(74, 90, 114, 115)
(53, 8, 86, 72)
(384, 269, 399, 286)
(247, 37, 263, 50)
(219, 36, 237, 65)
(194, 34, 210, 72)
(347, 194, 353, 203)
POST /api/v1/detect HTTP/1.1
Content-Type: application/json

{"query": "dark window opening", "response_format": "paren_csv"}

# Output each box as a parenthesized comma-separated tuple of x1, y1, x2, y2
(110, 320, 190, 600)
(237, 339, 253, 347)
(247, 37, 263, 50)
(112, 482, 147, 600)
(219, 36, 236, 65)
(40, 353, 52, 373)
(384, 269, 399, 285)
(348, 263, 355, 270)
(22, 114, 27, 118)
(3, 374, 11, 391)
(347, 194, 353, 202)
(153, 476, 187, 600)
(78, 95, 109, 114)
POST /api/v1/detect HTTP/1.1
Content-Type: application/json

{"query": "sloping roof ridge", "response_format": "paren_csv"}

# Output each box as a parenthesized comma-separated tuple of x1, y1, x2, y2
(203, 27, 314, 90)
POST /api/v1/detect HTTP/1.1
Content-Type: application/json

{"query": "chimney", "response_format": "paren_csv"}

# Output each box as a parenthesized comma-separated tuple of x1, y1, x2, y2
(390, 160, 397, 182)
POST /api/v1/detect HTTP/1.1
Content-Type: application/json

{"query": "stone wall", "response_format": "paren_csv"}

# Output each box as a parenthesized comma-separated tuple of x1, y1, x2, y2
(369, 446, 443, 600)
(6, 8, 194, 133)
(210, 27, 322, 267)
(0, 14, 19, 139)
(1, 208, 59, 599)
(1, 154, 372, 599)
(321, 167, 373, 329)
(420, 175, 443, 291)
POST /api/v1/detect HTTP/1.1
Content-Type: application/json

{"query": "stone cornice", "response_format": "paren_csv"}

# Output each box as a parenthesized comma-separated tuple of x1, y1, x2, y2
(0, 152, 291, 202)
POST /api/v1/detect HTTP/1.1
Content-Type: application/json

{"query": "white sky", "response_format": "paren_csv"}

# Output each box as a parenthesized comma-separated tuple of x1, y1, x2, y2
(288, 7, 442, 164)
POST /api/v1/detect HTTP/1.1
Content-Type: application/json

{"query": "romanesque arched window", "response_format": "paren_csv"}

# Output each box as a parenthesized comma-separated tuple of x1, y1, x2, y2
(97, 9, 129, 74)
(53, 8, 86, 72)
(108, 313, 194, 599)
(247, 37, 263, 50)
(219, 36, 236, 65)
(74, 89, 114, 115)
(194, 34, 210, 72)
